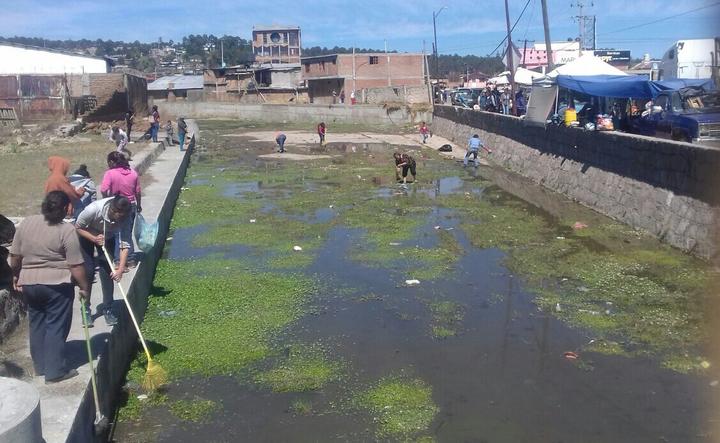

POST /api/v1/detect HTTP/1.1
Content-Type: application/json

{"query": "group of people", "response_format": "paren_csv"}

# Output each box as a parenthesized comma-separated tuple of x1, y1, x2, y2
(110, 106, 189, 154)
(273, 122, 328, 153)
(9, 151, 142, 383)
(477, 88, 527, 116)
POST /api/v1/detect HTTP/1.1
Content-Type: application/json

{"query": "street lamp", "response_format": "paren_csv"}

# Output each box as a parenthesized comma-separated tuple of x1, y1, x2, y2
(432, 6, 447, 80)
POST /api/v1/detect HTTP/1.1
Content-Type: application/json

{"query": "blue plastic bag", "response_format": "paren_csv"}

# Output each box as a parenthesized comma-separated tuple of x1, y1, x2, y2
(134, 213, 158, 252)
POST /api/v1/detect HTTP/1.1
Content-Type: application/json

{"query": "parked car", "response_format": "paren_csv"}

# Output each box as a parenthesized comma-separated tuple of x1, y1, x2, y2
(451, 88, 477, 108)
(629, 87, 720, 144)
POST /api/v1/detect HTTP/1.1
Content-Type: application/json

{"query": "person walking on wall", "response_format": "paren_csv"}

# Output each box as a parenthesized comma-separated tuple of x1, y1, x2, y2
(10, 191, 90, 383)
(340, 90, 346, 104)
(275, 131, 287, 153)
(75, 195, 133, 327)
(317, 122, 326, 145)
(177, 118, 188, 151)
(150, 105, 160, 143)
(100, 151, 141, 265)
(44, 156, 86, 217)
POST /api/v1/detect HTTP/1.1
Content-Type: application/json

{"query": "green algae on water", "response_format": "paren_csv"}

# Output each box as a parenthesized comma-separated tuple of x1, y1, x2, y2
(254, 344, 343, 392)
(357, 376, 439, 439)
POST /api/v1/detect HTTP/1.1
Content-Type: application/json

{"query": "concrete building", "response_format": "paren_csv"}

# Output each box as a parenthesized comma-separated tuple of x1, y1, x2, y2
(252, 25, 301, 64)
(148, 74, 204, 100)
(0, 42, 110, 74)
(301, 53, 425, 104)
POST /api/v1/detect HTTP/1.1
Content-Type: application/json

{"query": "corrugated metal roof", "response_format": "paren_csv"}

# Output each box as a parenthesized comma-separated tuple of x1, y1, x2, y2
(253, 25, 300, 31)
(148, 74, 203, 91)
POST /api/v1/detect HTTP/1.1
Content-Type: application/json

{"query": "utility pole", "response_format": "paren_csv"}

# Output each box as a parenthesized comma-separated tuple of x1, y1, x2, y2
(385, 39, 391, 86)
(518, 39, 533, 68)
(571, 1, 595, 52)
(352, 45, 356, 95)
(504, 0, 516, 114)
(541, 0, 554, 70)
(432, 6, 447, 80)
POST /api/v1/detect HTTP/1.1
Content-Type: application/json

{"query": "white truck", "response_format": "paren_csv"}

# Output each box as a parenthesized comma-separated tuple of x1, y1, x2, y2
(658, 38, 719, 80)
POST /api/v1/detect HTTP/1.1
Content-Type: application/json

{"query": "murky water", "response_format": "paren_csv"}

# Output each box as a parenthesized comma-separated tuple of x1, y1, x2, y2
(114, 128, 718, 442)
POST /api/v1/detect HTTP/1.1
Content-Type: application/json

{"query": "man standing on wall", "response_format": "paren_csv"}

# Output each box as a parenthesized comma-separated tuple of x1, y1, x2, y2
(125, 108, 135, 142)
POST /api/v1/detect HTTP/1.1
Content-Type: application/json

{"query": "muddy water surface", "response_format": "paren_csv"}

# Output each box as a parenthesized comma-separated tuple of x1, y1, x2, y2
(113, 123, 719, 442)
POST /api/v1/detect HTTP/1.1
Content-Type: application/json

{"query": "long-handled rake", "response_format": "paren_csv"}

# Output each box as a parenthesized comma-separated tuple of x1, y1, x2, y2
(101, 245, 167, 390)
(80, 299, 110, 435)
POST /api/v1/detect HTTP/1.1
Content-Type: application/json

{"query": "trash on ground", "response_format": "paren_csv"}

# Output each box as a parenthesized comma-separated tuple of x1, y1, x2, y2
(293, 245, 303, 251)
(563, 351, 579, 360)
(555, 303, 562, 312)
(159, 310, 177, 318)
(573, 222, 589, 230)
(710, 380, 719, 387)
(405, 279, 421, 286)
(556, 236, 565, 240)
(388, 242, 401, 246)
(434, 225, 441, 230)
(700, 360, 711, 369)
(250, 219, 256, 223)
(137, 394, 149, 401)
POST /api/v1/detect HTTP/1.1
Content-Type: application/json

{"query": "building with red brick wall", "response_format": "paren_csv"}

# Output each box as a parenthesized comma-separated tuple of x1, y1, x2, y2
(301, 53, 426, 104)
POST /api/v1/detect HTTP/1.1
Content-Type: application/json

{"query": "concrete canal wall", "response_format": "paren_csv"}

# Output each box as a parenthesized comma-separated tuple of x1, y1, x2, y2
(432, 105, 720, 260)
(66, 123, 197, 442)
(153, 101, 432, 126)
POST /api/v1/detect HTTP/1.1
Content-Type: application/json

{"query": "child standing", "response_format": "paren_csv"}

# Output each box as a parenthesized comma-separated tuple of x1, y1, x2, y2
(165, 120, 174, 146)
(317, 122, 326, 145)
(275, 132, 287, 153)
(419, 122, 431, 144)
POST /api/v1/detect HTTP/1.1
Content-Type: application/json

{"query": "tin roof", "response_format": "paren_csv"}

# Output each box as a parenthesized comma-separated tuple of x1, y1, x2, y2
(252, 25, 300, 31)
(147, 74, 203, 91)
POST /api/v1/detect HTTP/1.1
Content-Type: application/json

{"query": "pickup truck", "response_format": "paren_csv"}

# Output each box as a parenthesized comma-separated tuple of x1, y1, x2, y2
(629, 88, 720, 145)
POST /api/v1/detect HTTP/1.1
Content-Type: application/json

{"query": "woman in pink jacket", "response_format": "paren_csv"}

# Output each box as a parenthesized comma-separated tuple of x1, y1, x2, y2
(100, 151, 141, 263)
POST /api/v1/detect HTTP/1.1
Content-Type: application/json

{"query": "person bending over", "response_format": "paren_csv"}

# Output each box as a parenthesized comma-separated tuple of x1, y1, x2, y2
(393, 152, 417, 184)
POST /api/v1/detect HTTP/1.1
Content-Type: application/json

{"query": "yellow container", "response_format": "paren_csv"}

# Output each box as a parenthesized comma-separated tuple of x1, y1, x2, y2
(564, 108, 577, 126)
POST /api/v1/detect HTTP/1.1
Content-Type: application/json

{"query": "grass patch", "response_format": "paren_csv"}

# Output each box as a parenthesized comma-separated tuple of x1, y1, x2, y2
(426, 299, 465, 338)
(357, 376, 439, 439)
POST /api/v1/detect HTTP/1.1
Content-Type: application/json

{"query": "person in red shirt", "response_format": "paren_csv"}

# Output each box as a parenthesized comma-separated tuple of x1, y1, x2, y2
(317, 122, 326, 145)
(419, 121, 431, 144)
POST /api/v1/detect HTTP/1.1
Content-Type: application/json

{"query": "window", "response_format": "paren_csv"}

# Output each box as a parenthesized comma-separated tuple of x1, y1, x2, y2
(655, 95, 669, 110)
(369, 56, 379, 65)
(263, 33, 268, 44)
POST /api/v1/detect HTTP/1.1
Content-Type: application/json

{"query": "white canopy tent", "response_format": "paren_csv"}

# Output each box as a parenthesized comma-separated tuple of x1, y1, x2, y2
(546, 54, 627, 78)
(487, 71, 510, 85)
(514, 67, 545, 86)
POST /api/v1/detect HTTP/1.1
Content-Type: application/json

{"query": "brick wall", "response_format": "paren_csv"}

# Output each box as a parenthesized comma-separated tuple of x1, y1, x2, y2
(432, 106, 720, 259)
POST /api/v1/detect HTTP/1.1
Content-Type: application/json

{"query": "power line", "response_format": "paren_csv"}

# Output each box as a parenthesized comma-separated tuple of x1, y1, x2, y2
(490, 0, 533, 55)
(599, 1, 720, 36)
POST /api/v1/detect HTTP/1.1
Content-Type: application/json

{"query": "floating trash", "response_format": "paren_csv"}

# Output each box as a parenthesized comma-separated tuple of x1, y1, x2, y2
(563, 351, 579, 360)
(293, 245, 303, 251)
(405, 279, 421, 286)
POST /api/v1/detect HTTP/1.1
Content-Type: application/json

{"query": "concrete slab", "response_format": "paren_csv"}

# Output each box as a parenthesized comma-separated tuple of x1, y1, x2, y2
(0, 136, 190, 442)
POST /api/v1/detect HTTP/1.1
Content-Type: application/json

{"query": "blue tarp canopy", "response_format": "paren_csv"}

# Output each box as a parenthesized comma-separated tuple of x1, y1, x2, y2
(554, 74, 716, 99)
(556, 75, 655, 98)
(652, 78, 716, 93)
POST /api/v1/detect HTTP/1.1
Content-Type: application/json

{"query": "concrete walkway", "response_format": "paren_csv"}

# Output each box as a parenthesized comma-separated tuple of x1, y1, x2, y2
(1, 134, 189, 442)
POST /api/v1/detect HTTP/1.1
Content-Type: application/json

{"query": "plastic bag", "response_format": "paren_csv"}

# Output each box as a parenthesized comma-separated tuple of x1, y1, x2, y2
(134, 213, 158, 252)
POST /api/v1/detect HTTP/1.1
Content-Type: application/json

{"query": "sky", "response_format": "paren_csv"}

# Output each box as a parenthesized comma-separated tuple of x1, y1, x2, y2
(1, 0, 718, 59)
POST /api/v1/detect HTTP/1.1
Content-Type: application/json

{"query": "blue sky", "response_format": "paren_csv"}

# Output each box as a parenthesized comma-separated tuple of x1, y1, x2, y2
(1, 0, 718, 59)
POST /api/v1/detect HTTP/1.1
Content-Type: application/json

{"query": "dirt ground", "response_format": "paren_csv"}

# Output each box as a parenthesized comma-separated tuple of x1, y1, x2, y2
(0, 124, 153, 217)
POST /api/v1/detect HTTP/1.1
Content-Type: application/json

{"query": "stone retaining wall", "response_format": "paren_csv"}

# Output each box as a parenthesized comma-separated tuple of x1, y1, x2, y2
(153, 101, 431, 126)
(432, 105, 720, 259)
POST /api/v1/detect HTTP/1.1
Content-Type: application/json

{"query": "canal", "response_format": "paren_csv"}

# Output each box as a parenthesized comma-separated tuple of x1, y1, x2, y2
(114, 121, 719, 442)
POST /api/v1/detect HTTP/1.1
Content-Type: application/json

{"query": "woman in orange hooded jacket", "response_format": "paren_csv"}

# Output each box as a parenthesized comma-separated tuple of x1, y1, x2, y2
(44, 156, 84, 216)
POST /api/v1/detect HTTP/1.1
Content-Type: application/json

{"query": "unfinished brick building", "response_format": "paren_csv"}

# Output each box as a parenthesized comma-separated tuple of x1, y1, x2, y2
(252, 25, 301, 64)
(301, 53, 426, 104)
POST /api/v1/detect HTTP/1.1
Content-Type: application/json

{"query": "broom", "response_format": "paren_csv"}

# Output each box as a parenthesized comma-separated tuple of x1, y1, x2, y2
(80, 299, 110, 435)
(101, 244, 167, 390)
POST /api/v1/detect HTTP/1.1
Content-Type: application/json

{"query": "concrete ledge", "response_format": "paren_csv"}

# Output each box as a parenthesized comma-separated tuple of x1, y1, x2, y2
(132, 142, 165, 175)
(66, 125, 196, 442)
